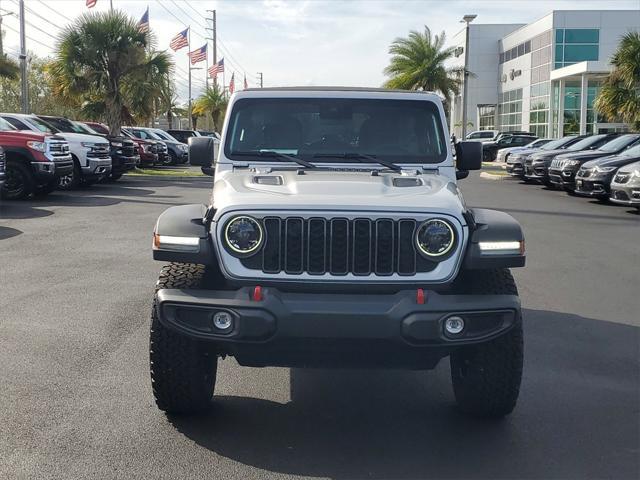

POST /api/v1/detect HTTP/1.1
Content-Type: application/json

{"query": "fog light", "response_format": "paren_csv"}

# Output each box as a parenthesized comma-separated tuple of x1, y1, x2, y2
(213, 311, 233, 331)
(444, 316, 465, 335)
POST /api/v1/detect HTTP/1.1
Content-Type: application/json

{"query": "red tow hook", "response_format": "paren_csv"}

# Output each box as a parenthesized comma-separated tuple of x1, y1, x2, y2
(252, 286, 263, 302)
(416, 288, 426, 305)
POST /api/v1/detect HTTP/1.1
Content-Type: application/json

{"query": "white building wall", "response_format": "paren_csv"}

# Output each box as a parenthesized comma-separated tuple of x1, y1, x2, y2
(449, 23, 523, 136)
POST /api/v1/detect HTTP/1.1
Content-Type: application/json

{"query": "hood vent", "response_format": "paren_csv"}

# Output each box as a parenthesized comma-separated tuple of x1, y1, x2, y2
(393, 177, 424, 187)
(253, 175, 283, 185)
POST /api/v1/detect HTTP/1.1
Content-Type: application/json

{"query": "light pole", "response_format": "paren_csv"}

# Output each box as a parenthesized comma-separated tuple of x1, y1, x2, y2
(460, 14, 476, 139)
(189, 67, 203, 129)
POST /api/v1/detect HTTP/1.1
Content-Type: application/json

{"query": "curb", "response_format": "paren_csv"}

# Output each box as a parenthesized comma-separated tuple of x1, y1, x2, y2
(123, 174, 210, 181)
(479, 171, 510, 181)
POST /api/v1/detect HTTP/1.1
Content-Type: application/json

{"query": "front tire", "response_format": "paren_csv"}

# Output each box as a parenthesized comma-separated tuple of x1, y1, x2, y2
(58, 160, 81, 190)
(450, 269, 523, 418)
(150, 263, 217, 414)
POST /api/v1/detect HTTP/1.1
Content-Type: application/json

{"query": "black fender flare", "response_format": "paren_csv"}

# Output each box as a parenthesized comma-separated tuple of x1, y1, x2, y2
(463, 208, 525, 269)
(152, 203, 215, 264)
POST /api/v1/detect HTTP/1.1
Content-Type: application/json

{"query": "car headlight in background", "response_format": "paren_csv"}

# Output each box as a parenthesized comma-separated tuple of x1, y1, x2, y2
(26, 141, 46, 152)
(594, 165, 616, 174)
(415, 219, 455, 259)
(566, 160, 581, 166)
(224, 216, 264, 256)
(81, 142, 96, 148)
(111, 142, 123, 147)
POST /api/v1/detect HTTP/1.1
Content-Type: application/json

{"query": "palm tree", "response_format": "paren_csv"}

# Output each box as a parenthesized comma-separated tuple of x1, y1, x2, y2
(193, 85, 228, 132)
(383, 26, 465, 104)
(595, 32, 640, 130)
(50, 10, 172, 135)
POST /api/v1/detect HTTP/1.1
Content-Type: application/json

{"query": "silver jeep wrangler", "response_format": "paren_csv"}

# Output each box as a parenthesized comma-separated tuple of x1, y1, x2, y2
(151, 87, 525, 418)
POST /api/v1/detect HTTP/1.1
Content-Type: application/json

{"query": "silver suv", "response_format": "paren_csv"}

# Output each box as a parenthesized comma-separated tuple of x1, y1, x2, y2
(150, 88, 526, 418)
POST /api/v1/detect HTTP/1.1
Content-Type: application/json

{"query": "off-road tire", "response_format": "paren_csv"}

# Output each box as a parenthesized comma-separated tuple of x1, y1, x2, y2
(109, 173, 123, 181)
(1, 160, 34, 200)
(58, 159, 81, 190)
(450, 269, 523, 418)
(150, 263, 217, 414)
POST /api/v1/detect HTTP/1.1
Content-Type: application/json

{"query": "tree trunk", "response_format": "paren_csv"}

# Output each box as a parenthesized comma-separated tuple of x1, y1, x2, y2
(167, 109, 173, 129)
(105, 88, 122, 136)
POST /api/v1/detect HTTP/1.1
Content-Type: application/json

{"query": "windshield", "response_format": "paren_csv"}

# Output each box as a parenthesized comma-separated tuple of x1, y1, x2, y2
(541, 137, 575, 150)
(88, 123, 109, 135)
(598, 135, 639, 153)
(29, 117, 58, 133)
(530, 139, 551, 148)
(153, 130, 179, 142)
(41, 117, 85, 134)
(225, 97, 447, 164)
(0, 117, 17, 131)
(132, 128, 162, 141)
(566, 135, 607, 151)
(620, 143, 640, 158)
(73, 122, 99, 135)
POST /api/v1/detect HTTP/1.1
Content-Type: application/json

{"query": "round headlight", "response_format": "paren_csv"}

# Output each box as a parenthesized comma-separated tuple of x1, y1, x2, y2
(416, 219, 456, 258)
(224, 216, 263, 255)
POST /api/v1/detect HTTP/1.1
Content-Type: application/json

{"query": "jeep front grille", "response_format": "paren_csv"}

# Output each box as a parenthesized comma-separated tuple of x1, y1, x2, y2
(240, 217, 437, 276)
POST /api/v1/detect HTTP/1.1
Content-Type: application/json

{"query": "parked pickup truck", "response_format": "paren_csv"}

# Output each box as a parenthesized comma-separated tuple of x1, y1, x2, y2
(74, 121, 139, 180)
(0, 116, 73, 199)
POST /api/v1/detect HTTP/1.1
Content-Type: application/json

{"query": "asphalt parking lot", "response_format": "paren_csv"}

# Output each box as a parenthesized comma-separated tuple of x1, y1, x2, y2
(1, 173, 638, 479)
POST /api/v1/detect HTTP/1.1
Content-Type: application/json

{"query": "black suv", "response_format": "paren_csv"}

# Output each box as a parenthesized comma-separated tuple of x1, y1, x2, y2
(482, 134, 537, 161)
(548, 134, 640, 192)
(574, 143, 640, 199)
(128, 127, 189, 165)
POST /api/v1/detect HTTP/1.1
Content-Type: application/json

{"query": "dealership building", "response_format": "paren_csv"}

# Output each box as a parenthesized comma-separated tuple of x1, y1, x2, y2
(449, 10, 640, 138)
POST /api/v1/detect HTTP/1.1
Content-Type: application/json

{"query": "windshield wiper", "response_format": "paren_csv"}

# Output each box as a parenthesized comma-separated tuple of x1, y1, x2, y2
(230, 150, 317, 169)
(312, 152, 402, 172)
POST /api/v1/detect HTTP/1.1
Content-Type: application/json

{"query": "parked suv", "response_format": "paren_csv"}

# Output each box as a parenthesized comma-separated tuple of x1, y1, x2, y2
(482, 134, 537, 161)
(74, 121, 139, 180)
(507, 136, 582, 179)
(549, 134, 640, 192)
(574, 143, 640, 200)
(497, 138, 551, 163)
(127, 127, 188, 165)
(150, 88, 526, 418)
(610, 160, 640, 208)
(86, 122, 159, 167)
(465, 130, 498, 142)
(11, 114, 112, 189)
(123, 127, 168, 165)
(0, 116, 73, 199)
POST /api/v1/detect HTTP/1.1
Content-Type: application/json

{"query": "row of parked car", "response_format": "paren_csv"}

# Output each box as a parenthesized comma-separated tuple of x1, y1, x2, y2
(498, 132, 640, 210)
(0, 112, 217, 200)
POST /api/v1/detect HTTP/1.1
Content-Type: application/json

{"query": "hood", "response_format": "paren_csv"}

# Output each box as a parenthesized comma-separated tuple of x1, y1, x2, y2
(617, 160, 640, 174)
(0, 130, 49, 141)
(57, 132, 110, 145)
(212, 169, 465, 217)
(555, 150, 609, 162)
(583, 153, 640, 169)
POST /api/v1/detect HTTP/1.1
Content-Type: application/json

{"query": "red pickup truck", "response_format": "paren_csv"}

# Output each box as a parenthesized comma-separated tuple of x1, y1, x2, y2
(0, 116, 73, 199)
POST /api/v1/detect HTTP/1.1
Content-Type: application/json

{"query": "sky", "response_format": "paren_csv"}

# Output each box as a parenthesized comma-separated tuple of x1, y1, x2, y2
(1, 0, 639, 103)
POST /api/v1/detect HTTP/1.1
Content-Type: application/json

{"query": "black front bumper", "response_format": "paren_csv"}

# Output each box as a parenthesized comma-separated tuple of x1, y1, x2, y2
(111, 155, 139, 174)
(156, 287, 521, 369)
(506, 162, 524, 177)
(548, 168, 576, 189)
(575, 177, 611, 198)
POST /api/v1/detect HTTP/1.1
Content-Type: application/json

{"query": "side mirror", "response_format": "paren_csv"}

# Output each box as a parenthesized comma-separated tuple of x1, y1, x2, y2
(188, 136, 219, 176)
(456, 170, 470, 180)
(455, 141, 482, 172)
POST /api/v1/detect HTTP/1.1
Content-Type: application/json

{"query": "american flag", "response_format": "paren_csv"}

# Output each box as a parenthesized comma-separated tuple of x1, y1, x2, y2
(86, 0, 97, 8)
(207, 58, 224, 78)
(189, 44, 207, 64)
(229, 73, 235, 95)
(243, 74, 248, 90)
(170, 28, 189, 51)
(138, 7, 149, 33)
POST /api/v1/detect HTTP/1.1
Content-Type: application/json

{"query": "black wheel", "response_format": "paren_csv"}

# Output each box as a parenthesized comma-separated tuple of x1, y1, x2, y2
(33, 178, 58, 197)
(150, 263, 217, 414)
(1, 160, 35, 200)
(450, 269, 523, 418)
(169, 151, 178, 165)
(58, 160, 81, 190)
(109, 172, 123, 181)
(482, 150, 492, 162)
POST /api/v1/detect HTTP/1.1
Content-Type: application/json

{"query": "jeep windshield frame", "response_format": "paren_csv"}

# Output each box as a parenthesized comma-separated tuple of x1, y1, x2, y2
(224, 97, 448, 165)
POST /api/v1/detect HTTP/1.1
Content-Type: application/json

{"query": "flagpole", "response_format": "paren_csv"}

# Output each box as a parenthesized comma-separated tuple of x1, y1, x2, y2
(188, 27, 192, 129)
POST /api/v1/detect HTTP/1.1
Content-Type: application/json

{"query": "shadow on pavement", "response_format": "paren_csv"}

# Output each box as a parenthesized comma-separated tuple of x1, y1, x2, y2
(0, 204, 54, 220)
(0, 226, 23, 239)
(168, 309, 639, 479)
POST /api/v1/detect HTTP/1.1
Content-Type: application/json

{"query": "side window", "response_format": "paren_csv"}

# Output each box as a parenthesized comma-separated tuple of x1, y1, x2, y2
(5, 117, 28, 130)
